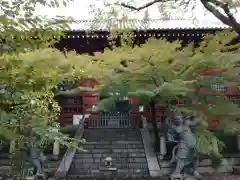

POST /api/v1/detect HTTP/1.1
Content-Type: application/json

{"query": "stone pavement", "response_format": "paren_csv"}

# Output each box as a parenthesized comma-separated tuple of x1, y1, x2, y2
(201, 172, 240, 180)
(63, 173, 240, 180)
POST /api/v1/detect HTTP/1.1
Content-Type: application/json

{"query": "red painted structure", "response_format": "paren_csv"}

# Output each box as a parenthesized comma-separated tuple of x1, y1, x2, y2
(58, 72, 239, 129)
(57, 78, 164, 126)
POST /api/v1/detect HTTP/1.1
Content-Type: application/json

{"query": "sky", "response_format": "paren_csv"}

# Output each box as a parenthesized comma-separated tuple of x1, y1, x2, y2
(34, 0, 240, 28)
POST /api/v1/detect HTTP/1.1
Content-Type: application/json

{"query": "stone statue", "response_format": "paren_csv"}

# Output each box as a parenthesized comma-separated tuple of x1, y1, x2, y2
(166, 111, 202, 180)
(26, 143, 47, 180)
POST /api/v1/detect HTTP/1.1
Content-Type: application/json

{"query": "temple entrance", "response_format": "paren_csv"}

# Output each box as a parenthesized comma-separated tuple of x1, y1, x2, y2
(99, 99, 131, 128)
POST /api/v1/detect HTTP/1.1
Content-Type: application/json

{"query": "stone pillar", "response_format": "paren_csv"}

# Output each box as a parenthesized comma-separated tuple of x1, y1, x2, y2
(159, 135, 167, 160)
(53, 140, 60, 160)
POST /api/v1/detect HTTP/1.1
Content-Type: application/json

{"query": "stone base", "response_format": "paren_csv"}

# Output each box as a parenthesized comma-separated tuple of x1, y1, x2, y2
(232, 166, 240, 174)
(159, 155, 240, 175)
(99, 167, 117, 171)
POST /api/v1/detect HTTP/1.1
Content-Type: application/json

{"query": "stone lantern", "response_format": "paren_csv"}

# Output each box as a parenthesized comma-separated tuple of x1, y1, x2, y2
(104, 156, 113, 168)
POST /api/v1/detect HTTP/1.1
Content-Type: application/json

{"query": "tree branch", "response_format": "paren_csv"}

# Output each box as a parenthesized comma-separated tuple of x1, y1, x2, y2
(119, 0, 240, 33)
(198, 0, 240, 33)
(54, 86, 97, 96)
(200, 0, 232, 26)
(221, 3, 240, 33)
(120, 0, 162, 11)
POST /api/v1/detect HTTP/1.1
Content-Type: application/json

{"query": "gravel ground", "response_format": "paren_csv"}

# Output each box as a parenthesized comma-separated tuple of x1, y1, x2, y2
(2, 173, 238, 180)
(200, 173, 240, 180)
(61, 174, 240, 180)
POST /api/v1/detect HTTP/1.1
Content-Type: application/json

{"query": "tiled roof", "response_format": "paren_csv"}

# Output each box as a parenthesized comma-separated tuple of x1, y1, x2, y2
(68, 19, 230, 31)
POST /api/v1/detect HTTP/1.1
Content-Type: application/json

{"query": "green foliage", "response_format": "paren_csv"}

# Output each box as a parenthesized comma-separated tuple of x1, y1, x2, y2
(0, 0, 87, 177)
(0, 0, 74, 52)
(92, 33, 240, 157)
(0, 48, 106, 179)
(194, 121, 226, 157)
(0, 49, 103, 145)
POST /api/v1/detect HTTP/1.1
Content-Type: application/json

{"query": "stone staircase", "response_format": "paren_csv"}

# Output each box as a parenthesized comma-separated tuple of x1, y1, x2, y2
(67, 128, 149, 179)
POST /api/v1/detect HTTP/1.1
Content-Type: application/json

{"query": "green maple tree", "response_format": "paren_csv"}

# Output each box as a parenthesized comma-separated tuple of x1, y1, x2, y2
(0, 0, 75, 53)
(91, 31, 240, 157)
(0, 49, 105, 178)
(0, 0, 79, 178)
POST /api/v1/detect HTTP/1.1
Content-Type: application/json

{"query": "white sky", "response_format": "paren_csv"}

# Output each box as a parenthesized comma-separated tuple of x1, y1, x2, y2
(34, 0, 240, 26)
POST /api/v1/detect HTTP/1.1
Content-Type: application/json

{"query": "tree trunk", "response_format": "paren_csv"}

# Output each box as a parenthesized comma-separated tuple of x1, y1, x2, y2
(149, 100, 160, 152)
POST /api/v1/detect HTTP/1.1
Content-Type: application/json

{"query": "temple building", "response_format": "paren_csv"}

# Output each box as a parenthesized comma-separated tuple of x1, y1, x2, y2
(54, 19, 240, 130)
(50, 19, 240, 179)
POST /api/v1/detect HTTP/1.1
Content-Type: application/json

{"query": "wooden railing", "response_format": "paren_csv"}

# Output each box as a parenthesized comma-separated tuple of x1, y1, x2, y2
(85, 112, 140, 128)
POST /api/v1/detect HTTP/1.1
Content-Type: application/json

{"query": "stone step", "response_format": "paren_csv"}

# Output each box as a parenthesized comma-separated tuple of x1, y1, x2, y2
(83, 131, 141, 140)
(84, 132, 141, 136)
(70, 164, 148, 170)
(83, 137, 142, 139)
(68, 128, 149, 178)
(84, 133, 141, 136)
(74, 152, 146, 159)
(84, 128, 140, 133)
(81, 149, 145, 154)
(66, 177, 152, 180)
(70, 162, 148, 169)
(73, 157, 147, 164)
(67, 172, 149, 178)
(82, 144, 144, 149)
(82, 141, 142, 145)
(84, 138, 142, 142)
(85, 134, 142, 137)
(69, 168, 149, 174)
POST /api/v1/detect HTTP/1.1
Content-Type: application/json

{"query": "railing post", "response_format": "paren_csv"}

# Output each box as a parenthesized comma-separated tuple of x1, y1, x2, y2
(159, 135, 167, 160)
(53, 140, 60, 160)
(140, 115, 162, 177)
(141, 115, 167, 159)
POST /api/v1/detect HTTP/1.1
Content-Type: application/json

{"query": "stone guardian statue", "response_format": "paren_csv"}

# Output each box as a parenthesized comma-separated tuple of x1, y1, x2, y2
(26, 141, 47, 180)
(167, 111, 202, 180)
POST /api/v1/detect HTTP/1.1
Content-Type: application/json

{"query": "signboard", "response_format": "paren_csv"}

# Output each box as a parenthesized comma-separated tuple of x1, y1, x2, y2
(73, 114, 83, 125)
(201, 74, 227, 93)
(139, 105, 144, 112)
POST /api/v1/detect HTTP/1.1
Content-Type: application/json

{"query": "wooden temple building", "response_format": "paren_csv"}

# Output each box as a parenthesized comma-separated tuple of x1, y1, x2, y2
(55, 19, 240, 130)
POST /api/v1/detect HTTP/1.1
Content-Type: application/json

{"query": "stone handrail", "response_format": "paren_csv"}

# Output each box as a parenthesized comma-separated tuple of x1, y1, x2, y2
(54, 115, 88, 179)
(139, 115, 162, 177)
(141, 115, 148, 128)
